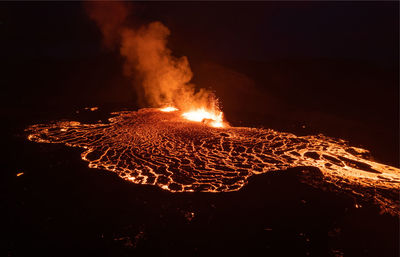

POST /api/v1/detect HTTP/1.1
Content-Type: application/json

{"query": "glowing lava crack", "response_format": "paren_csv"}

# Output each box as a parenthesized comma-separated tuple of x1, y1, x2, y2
(26, 108, 400, 215)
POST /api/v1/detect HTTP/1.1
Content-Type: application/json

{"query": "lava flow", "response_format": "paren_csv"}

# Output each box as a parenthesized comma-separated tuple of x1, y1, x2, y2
(26, 108, 400, 215)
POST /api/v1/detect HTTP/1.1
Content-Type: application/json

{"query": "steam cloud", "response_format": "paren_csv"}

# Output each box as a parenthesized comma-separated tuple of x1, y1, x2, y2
(85, 1, 217, 111)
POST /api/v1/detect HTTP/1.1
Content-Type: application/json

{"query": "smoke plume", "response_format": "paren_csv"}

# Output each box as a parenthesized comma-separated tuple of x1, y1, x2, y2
(85, 1, 217, 111)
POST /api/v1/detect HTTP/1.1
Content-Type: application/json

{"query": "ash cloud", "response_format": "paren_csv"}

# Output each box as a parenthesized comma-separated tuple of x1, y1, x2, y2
(85, 1, 217, 111)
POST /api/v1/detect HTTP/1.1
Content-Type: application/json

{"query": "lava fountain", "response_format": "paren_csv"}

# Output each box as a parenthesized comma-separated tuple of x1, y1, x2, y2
(160, 106, 225, 128)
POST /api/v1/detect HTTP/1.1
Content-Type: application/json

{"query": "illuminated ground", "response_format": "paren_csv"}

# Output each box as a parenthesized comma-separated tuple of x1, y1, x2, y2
(26, 108, 400, 215)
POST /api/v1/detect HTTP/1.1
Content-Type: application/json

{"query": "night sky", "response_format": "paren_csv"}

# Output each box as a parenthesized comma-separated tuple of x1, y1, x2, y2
(1, 2, 397, 65)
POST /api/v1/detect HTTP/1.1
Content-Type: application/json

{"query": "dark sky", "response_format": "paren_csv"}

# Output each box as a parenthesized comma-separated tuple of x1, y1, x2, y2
(1, 1, 398, 68)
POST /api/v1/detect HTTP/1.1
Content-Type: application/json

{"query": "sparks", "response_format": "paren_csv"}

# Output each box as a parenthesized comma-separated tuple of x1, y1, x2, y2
(182, 108, 225, 128)
(160, 106, 178, 112)
(160, 106, 225, 128)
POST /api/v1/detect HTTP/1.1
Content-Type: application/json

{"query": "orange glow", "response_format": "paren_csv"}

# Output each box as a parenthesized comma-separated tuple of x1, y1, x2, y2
(160, 106, 178, 112)
(160, 106, 226, 128)
(182, 108, 225, 128)
(86, 2, 222, 119)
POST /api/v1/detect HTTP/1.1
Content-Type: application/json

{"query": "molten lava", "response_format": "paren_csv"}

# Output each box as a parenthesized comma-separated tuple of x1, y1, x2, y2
(182, 108, 225, 128)
(161, 106, 225, 128)
(160, 106, 178, 112)
(26, 108, 400, 215)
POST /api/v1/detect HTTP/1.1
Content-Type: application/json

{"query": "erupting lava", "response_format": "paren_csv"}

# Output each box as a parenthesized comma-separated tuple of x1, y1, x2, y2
(26, 108, 400, 215)
(161, 106, 226, 128)
(160, 107, 178, 112)
(182, 108, 225, 128)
